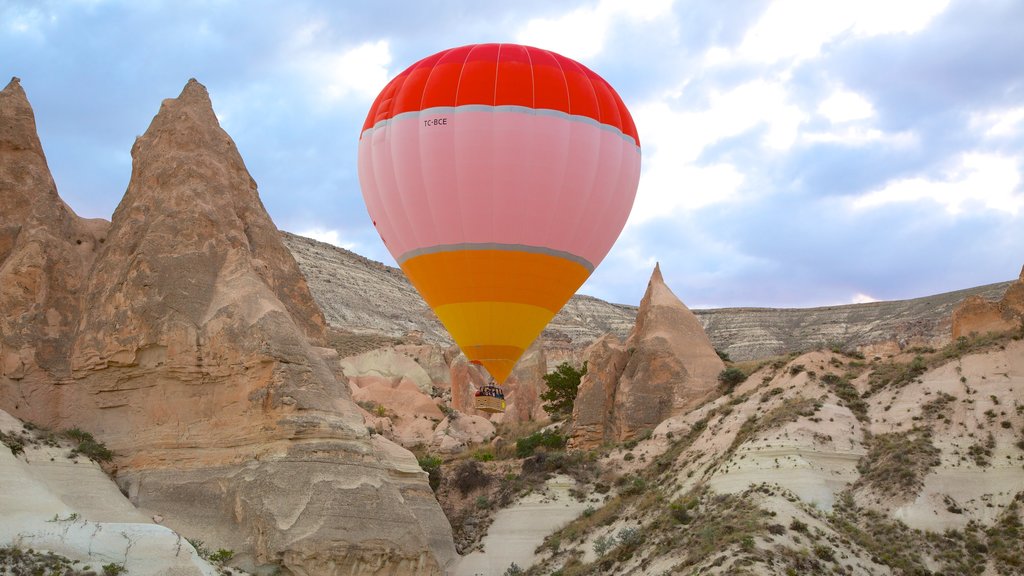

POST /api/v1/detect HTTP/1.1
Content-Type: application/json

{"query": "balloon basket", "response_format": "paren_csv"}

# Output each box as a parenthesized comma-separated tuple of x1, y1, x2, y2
(474, 385, 506, 414)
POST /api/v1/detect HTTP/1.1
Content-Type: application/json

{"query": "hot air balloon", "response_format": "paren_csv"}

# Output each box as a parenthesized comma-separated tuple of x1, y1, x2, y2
(358, 43, 640, 413)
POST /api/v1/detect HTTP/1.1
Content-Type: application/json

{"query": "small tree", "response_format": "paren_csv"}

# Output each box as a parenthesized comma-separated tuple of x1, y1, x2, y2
(540, 362, 587, 419)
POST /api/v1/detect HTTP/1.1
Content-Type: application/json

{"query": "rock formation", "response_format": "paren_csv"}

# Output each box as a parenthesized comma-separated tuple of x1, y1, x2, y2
(570, 264, 724, 448)
(0, 77, 108, 388)
(0, 78, 455, 574)
(951, 265, 1024, 339)
(567, 335, 628, 449)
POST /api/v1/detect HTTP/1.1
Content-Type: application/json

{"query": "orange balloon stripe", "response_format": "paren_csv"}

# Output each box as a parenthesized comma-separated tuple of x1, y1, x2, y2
(401, 249, 591, 312)
(432, 301, 554, 384)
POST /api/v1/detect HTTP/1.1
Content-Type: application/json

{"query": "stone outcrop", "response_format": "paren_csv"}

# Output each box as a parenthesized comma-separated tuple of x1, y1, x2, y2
(567, 335, 627, 449)
(951, 265, 1024, 339)
(570, 265, 723, 448)
(0, 78, 455, 574)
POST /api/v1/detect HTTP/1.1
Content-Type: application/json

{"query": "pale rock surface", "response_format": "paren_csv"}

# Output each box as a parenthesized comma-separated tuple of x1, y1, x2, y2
(432, 414, 496, 453)
(340, 347, 436, 395)
(0, 409, 218, 576)
(859, 339, 1024, 530)
(0, 79, 455, 575)
(571, 265, 723, 448)
(349, 375, 443, 447)
(397, 344, 452, 390)
(451, 475, 588, 576)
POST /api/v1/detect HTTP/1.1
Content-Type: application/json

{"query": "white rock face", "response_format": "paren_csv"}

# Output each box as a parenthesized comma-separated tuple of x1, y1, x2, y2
(451, 475, 588, 576)
(341, 347, 436, 395)
(0, 409, 218, 576)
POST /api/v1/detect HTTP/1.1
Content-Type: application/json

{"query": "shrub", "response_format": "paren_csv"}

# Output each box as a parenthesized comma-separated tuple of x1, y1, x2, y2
(856, 428, 940, 497)
(593, 534, 614, 556)
(64, 428, 113, 462)
(453, 460, 490, 495)
(209, 549, 234, 564)
(103, 563, 127, 575)
(718, 367, 747, 393)
(515, 430, 566, 458)
(417, 454, 443, 491)
(617, 526, 642, 547)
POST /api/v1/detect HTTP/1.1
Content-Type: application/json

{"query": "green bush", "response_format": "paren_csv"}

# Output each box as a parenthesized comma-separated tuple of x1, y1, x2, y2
(515, 430, 566, 458)
(64, 428, 113, 462)
(718, 367, 747, 393)
(417, 454, 443, 491)
(540, 362, 588, 418)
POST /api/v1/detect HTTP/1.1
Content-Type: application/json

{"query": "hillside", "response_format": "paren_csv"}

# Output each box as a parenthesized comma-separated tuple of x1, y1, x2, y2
(283, 232, 1013, 361)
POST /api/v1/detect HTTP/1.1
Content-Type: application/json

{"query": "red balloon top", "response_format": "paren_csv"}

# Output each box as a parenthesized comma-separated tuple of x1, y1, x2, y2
(360, 43, 639, 146)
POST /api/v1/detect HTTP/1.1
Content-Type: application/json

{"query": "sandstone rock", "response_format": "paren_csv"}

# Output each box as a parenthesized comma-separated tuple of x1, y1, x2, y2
(500, 343, 550, 423)
(568, 335, 627, 450)
(951, 264, 1024, 339)
(432, 414, 496, 453)
(613, 264, 724, 440)
(0, 79, 455, 574)
(449, 353, 491, 416)
(340, 346, 436, 395)
(570, 265, 723, 448)
(0, 78, 106, 392)
(350, 374, 443, 447)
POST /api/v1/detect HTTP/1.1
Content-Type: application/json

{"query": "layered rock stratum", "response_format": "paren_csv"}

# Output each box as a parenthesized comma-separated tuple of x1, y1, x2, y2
(283, 233, 1015, 362)
(0, 78, 454, 575)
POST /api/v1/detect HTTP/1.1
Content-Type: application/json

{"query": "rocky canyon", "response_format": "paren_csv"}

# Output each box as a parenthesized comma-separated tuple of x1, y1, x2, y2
(3, 75, 1023, 576)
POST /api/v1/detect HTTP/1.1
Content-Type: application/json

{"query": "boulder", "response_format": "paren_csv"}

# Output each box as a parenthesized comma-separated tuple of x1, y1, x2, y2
(432, 414, 496, 453)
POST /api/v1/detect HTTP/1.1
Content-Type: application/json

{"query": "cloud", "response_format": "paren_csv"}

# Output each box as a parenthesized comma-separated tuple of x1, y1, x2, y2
(515, 0, 674, 59)
(295, 227, 356, 250)
(850, 293, 879, 304)
(818, 88, 875, 123)
(732, 0, 951, 63)
(626, 78, 806, 223)
(972, 106, 1024, 139)
(852, 153, 1023, 216)
(286, 22, 391, 103)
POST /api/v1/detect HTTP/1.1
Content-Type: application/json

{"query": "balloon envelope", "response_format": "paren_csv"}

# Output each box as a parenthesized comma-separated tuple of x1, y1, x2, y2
(358, 43, 640, 383)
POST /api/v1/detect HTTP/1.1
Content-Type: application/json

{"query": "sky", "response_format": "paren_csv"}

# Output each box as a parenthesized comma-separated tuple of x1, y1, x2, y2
(3, 0, 1023, 309)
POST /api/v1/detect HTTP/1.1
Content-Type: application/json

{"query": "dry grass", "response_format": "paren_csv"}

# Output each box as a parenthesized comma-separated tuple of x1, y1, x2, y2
(855, 427, 940, 499)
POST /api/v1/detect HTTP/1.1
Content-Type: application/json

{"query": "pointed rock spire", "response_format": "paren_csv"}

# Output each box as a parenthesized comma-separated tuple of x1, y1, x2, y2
(569, 264, 724, 448)
(613, 264, 724, 440)
(0, 77, 102, 387)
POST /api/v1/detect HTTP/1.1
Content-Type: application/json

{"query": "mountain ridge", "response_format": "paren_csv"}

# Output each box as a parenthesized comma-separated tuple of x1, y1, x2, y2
(282, 231, 1014, 361)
